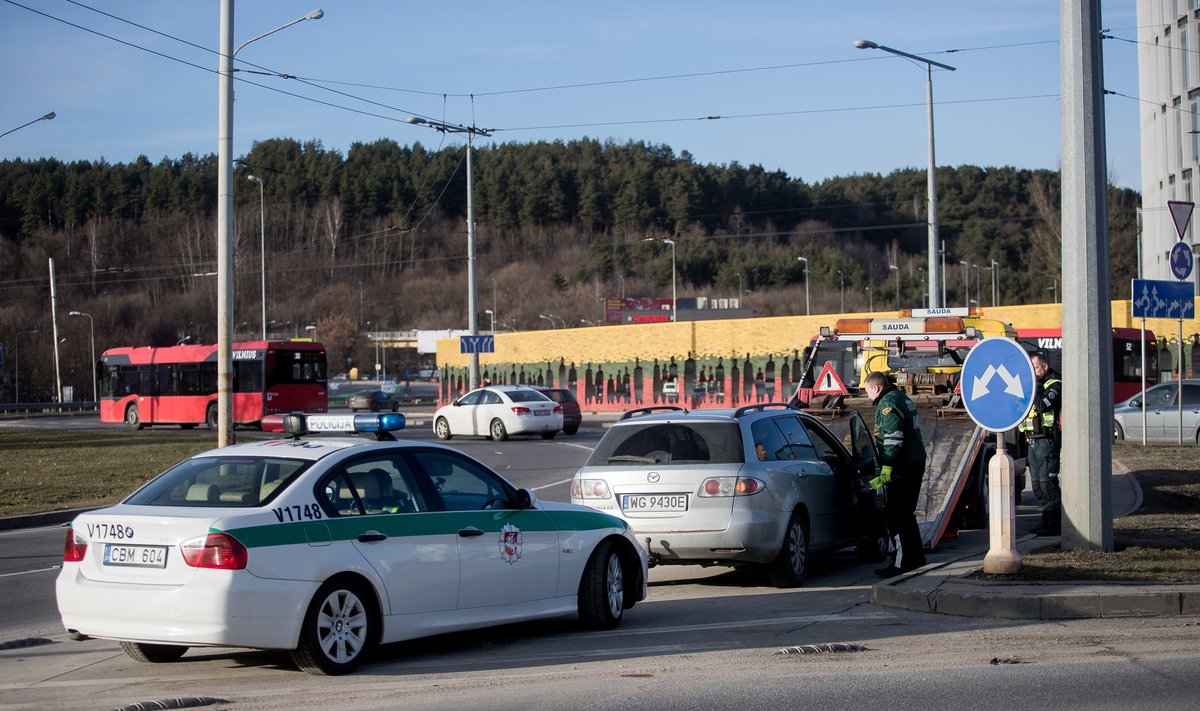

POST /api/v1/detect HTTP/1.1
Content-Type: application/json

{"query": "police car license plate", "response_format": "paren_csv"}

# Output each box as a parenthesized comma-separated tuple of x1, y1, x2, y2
(621, 494, 688, 512)
(104, 544, 168, 568)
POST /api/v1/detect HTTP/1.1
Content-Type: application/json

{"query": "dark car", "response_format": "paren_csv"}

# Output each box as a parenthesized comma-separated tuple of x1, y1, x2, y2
(347, 390, 400, 412)
(531, 386, 582, 435)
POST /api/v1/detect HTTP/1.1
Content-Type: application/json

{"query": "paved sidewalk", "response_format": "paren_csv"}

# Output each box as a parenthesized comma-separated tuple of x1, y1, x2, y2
(873, 467, 1200, 619)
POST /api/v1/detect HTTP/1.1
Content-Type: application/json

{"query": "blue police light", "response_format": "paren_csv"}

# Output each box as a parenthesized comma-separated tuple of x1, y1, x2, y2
(352, 412, 406, 432)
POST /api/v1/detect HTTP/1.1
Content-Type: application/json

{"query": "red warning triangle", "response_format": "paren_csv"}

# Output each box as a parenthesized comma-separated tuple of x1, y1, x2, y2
(812, 361, 849, 395)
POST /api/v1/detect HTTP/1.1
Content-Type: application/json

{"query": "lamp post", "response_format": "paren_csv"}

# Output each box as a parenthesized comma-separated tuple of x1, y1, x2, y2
(959, 260, 971, 308)
(0, 111, 55, 140)
(837, 269, 845, 313)
(68, 311, 96, 403)
(13, 329, 37, 404)
(989, 258, 999, 306)
(662, 239, 677, 322)
(216, 3, 323, 447)
(247, 174, 267, 339)
(406, 116, 493, 390)
(797, 257, 810, 315)
(484, 309, 496, 332)
(889, 264, 900, 308)
(855, 40, 955, 308)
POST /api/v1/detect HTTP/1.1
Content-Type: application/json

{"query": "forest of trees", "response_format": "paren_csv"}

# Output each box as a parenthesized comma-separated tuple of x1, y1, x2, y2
(0, 137, 1139, 401)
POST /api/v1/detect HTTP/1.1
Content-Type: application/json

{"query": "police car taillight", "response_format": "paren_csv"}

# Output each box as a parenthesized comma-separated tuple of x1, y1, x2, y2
(63, 528, 87, 562)
(181, 533, 248, 570)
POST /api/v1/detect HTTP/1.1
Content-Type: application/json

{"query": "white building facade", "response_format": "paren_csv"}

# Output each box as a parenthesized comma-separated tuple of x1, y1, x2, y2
(1139, 0, 1200, 281)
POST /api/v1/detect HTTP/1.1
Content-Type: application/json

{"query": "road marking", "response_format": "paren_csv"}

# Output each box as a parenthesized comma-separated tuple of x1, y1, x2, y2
(0, 566, 60, 578)
(532, 478, 573, 491)
(575, 611, 896, 639)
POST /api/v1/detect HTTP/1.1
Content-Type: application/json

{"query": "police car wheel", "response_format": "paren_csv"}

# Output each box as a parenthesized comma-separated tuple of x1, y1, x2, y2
(292, 580, 376, 676)
(119, 641, 188, 664)
(490, 419, 509, 441)
(578, 540, 625, 630)
(766, 512, 811, 588)
(434, 417, 452, 440)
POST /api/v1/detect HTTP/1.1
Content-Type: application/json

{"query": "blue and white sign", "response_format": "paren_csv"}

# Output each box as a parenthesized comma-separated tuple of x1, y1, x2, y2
(960, 337, 1035, 433)
(1171, 241, 1194, 281)
(1132, 279, 1196, 319)
(459, 334, 495, 354)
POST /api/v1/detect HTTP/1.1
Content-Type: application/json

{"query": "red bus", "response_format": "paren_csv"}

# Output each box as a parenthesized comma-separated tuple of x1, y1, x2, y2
(98, 340, 328, 429)
(1015, 327, 1156, 403)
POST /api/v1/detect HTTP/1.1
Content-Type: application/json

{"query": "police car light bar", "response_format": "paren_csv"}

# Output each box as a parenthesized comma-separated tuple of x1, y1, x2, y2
(264, 412, 406, 440)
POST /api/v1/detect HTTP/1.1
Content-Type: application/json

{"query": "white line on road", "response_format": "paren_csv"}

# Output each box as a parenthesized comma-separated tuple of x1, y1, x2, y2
(0, 566, 59, 578)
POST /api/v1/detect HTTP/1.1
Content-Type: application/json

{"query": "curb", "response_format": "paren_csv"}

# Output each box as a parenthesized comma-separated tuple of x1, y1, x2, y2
(0, 508, 91, 532)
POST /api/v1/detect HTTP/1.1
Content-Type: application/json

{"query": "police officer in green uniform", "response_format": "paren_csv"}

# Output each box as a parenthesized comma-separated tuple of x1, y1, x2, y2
(1019, 351, 1061, 536)
(864, 371, 928, 577)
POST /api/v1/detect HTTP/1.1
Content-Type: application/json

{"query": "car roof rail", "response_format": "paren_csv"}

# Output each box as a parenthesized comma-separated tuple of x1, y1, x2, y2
(732, 402, 795, 418)
(619, 405, 688, 421)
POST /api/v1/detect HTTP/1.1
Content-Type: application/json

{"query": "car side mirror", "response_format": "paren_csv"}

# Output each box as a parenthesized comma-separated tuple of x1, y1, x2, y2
(515, 488, 536, 509)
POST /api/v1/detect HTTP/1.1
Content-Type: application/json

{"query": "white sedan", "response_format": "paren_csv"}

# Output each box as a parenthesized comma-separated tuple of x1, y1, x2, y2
(56, 413, 647, 675)
(434, 384, 564, 441)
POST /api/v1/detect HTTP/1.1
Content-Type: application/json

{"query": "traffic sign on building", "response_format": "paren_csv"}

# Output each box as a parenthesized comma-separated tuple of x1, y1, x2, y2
(959, 337, 1035, 432)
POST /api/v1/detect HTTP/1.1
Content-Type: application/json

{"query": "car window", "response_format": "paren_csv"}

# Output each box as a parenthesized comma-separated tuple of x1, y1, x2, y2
(507, 389, 549, 403)
(800, 420, 845, 469)
(1147, 385, 1175, 409)
(771, 415, 819, 461)
(319, 456, 428, 516)
(481, 390, 503, 405)
(125, 456, 310, 507)
(1183, 384, 1200, 407)
(750, 419, 789, 461)
(411, 450, 514, 510)
(459, 390, 483, 406)
(589, 422, 743, 465)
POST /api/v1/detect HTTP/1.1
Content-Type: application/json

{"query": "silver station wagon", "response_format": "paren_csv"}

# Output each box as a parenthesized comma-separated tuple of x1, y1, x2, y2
(571, 404, 888, 587)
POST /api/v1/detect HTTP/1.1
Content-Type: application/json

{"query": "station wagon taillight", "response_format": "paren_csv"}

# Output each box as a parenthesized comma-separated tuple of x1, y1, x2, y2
(180, 533, 248, 570)
(699, 477, 766, 497)
(62, 529, 87, 562)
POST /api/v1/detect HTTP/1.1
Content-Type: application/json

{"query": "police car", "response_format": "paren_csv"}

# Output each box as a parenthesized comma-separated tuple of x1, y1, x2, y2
(56, 412, 647, 675)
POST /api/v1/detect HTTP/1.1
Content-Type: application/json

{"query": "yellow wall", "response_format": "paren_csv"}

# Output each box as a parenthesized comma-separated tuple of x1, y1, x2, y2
(436, 301, 1200, 369)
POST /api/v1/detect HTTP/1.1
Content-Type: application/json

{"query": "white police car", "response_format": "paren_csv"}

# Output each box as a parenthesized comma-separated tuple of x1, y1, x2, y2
(56, 412, 647, 675)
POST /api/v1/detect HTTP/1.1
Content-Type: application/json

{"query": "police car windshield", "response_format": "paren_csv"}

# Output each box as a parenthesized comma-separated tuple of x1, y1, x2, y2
(124, 456, 312, 507)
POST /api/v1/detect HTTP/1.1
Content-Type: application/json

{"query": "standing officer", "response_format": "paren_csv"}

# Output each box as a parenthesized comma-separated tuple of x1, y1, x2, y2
(864, 371, 928, 577)
(1019, 351, 1062, 536)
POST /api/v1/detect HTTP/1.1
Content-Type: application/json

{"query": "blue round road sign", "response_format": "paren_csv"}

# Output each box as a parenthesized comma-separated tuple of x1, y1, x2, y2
(960, 337, 1036, 432)
(1171, 241, 1194, 281)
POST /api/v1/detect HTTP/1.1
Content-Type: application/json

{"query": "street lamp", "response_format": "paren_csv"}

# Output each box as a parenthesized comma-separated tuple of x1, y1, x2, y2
(959, 260, 971, 308)
(216, 5, 324, 447)
(12, 329, 37, 405)
(855, 39, 956, 308)
(68, 311, 96, 403)
(797, 257, 810, 315)
(485, 309, 496, 332)
(837, 269, 845, 313)
(988, 258, 999, 306)
(889, 264, 900, 308)
(0, 111, 55, 140)
(247, 174, 267, 339)
(406, 116, 493, 390)
(662, 239, 677, 322)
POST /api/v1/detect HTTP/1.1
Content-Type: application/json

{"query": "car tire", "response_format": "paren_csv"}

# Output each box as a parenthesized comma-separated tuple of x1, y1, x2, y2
(1114, 421, 1125, 441)
(540, 430, 557, 440)
(577, 539, 625, 630)
(125, 405, 144, 430)
(766, 511, 811, 588)
(119, 641, 188, 664)
(490, 419, 509, 441)
(290, 579, 376, 676)
(856, 528, 889, 562)
(434, 417, 452, 440)
(205, 404, 218, 430)
(563, 424, 579, 435)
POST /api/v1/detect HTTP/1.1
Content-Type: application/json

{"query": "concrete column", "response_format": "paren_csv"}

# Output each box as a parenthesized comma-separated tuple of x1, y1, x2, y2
(1060, 0, 1113, 551)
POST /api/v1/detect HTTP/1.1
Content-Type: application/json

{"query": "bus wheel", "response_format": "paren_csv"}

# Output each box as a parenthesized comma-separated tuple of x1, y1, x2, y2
(125, 405, 144, 430)
(206, 404, 218, 430)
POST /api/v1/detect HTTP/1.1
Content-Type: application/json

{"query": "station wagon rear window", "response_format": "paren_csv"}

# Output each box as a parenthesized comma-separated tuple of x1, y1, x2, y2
(587, 422, 743, 466)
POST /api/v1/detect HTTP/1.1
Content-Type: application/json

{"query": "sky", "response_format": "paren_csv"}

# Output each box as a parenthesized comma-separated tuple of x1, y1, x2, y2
(0, 1, 1144, 191)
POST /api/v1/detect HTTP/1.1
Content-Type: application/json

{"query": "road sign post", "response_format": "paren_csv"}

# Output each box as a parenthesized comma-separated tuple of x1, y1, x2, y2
(960, 337, 1036, 574)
